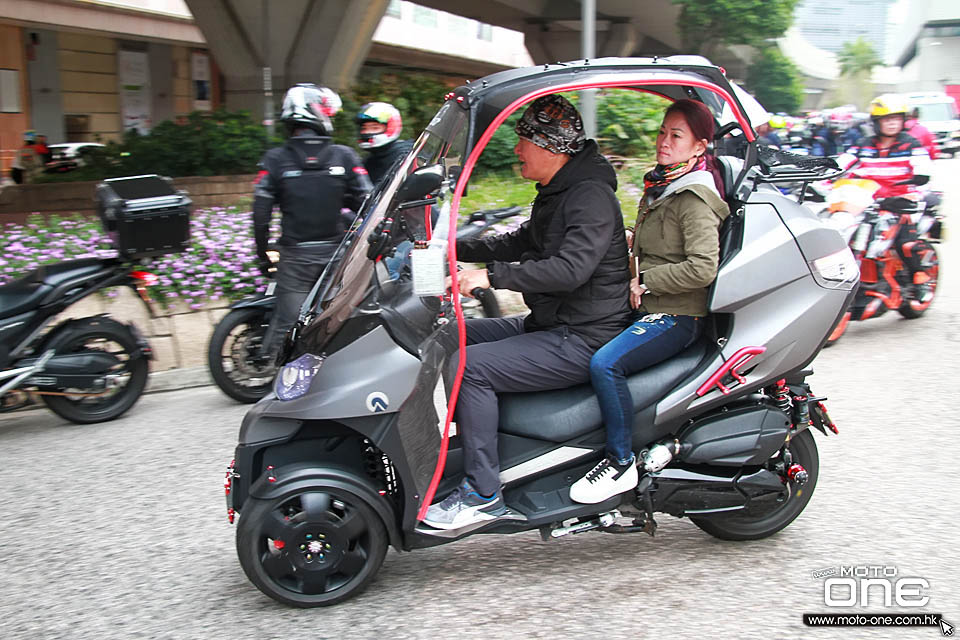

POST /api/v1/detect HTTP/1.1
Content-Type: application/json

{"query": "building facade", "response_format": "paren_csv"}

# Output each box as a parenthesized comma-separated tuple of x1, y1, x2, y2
(793, 0, 893, 56)
(0, 0, 530, 175)
(894, 0, 960, 95)
(0, 0, 218, 173)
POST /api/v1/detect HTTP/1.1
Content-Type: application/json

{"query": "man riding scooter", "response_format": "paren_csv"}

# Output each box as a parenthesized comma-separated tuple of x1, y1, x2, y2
(422, 95, 632, 530)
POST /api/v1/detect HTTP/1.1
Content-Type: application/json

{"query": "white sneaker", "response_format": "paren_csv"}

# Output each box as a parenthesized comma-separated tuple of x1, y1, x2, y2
(569, 456, 638, 504)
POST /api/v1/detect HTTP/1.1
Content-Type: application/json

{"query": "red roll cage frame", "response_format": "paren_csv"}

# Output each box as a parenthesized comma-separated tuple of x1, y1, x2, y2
(417, 76, 756, 520)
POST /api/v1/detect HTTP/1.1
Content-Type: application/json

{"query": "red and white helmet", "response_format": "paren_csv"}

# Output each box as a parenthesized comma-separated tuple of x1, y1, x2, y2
(281, 83, 342, 135)
(356, 102, 403, 149)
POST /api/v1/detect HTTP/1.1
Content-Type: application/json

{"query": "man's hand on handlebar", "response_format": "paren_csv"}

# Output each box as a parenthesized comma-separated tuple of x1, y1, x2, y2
(446, 268, 490, 297)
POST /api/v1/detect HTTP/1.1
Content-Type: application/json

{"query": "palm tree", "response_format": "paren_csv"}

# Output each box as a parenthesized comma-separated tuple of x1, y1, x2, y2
(837, 37, 882, 77)
(836, 38, 882, 109)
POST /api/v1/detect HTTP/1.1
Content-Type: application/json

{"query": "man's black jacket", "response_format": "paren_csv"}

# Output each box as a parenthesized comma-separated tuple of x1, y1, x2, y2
(457, 140, 631, 349)
(252, 132, 371, 260)
(363, 139, 413, 186)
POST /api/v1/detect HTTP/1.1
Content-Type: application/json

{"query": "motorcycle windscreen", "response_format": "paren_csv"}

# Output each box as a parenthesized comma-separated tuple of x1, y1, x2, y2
(296, 119, 464, 355)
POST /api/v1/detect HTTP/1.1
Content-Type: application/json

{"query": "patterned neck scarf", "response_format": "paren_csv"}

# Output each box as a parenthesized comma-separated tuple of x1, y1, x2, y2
(642, 155, 706, 202)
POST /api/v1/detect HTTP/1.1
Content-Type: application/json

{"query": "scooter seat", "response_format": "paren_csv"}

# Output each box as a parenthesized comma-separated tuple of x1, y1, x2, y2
(497, 339, 709, 443)
(0, 259, 107, 319)
(29, 259, 108, 287)
(0, 278, 51, 319)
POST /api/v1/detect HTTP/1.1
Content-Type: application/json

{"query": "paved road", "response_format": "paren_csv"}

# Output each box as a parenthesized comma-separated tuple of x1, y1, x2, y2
(1, 160, 959, 640)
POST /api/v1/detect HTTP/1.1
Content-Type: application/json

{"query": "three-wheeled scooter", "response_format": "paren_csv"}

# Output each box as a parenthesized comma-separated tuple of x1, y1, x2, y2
(223, 57, 855, 606)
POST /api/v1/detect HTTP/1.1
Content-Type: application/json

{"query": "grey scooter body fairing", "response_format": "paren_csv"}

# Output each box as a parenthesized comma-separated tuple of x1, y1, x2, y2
(655, 185, 853, 427)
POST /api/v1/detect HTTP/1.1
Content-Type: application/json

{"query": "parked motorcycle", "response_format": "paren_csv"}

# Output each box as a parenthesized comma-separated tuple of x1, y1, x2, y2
(0, 259, 156, 423)
(821, 178, 942, 344)
(208, 206, 522, 403)
(222, 59, 856, 607)
(0, 174, 188, 424)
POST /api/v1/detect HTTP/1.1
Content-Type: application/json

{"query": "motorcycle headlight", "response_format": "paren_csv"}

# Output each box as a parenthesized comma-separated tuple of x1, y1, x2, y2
(275, 353, 324, 401)
(811, 247, 859, 290)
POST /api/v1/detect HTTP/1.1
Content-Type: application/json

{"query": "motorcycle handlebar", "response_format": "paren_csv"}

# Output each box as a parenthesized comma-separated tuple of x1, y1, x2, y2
(471, 287, 493, 303)
(467, 206, 523, 224)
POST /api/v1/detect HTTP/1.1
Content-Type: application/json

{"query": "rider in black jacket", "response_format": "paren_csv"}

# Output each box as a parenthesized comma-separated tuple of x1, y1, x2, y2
(356, 102, 413, 186)
(421, 94, 631, 531)
(253, 83, 372, 355)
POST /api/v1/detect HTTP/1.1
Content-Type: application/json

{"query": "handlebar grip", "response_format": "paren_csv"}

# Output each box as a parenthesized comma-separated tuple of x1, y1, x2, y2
(471, 287, 491, 302)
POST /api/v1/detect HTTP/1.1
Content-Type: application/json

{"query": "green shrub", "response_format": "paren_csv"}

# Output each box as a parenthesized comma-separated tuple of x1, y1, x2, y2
(36, 109, 278, 183)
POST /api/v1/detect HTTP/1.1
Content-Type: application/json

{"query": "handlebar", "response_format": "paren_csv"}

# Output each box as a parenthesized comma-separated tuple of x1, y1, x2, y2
(471, 287, 493, 302)
(467, 206, 523, 223)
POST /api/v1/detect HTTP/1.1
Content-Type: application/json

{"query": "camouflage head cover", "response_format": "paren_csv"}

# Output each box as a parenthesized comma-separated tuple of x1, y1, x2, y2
(515, 94, 585, 156)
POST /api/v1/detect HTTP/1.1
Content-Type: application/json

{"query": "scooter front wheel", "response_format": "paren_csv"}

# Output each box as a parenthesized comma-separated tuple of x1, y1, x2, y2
(898, 242, 938, 319)
(236, 485, 388, 607)
(690, 428, 819, 541)
(208, 308, 275, 403)
(823, 311, 851, 347)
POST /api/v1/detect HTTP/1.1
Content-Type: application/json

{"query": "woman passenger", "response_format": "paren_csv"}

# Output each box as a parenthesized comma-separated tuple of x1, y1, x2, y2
(570, 99, 730, 504)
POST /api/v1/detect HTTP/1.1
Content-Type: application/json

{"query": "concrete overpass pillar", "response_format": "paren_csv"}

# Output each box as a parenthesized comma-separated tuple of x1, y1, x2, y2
(185, 0, 389, 116)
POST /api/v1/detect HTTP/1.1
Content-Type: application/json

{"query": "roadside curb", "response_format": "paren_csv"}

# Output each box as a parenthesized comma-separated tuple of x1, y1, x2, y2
(1, 366, 216, 420)
(145, 367, 214, 394)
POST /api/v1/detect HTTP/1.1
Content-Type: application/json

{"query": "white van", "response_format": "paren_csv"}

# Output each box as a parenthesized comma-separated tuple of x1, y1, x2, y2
(905, 92, 960, 157)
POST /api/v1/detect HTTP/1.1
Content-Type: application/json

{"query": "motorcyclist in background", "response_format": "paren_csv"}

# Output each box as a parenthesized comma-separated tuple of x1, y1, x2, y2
(905, 108, 938, 160)
(841, 94, 932, 199)
(253, 83, 373, 356)
(356, 102, 414, 186)
(839, 93, 934, 282)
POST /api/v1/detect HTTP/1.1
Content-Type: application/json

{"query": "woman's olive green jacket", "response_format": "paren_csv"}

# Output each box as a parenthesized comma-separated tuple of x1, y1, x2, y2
(632, 169, 730, 317)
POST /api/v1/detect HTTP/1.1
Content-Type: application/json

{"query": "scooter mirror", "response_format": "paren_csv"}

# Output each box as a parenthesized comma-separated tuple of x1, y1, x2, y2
(396, 164, 444, 205)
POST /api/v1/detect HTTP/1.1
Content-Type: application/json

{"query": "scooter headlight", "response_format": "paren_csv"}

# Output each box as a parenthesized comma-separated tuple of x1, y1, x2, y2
(275, 353, 324, 401)
(811, 248, 859, 290)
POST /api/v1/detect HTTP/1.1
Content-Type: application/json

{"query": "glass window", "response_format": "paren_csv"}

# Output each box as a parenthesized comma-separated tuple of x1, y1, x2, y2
(413, 6, 438, 28)
(448, 15, 471, 38)
(385, 0, 401, 19)
(0, 69, 21, 113)
(477, 23, 493, 41)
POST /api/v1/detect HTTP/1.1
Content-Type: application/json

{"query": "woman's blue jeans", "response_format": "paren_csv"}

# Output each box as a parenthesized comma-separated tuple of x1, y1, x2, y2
(590, 314, 702, 464)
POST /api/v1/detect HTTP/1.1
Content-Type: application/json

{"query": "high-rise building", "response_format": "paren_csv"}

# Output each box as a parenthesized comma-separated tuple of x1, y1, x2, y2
(794, 0, 894, 56)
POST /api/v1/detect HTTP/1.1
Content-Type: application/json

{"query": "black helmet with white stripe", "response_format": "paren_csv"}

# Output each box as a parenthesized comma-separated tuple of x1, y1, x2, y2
(281, 83, 342, 135)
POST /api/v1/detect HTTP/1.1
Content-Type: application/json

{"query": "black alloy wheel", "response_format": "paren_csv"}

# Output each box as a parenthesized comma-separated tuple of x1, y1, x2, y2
(236, 485, 388, 607)
(40, 317, 149, 424)
(690, 428, 819, 541)
(208, 308, 275, 403)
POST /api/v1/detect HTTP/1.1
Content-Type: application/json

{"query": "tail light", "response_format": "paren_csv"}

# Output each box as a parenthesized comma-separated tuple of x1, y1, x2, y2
(130, 270, 159, 286)
(810, 248, 859, 290)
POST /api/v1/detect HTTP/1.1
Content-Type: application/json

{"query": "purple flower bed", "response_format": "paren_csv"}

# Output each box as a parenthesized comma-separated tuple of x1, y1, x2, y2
(0, 208, 277, 310)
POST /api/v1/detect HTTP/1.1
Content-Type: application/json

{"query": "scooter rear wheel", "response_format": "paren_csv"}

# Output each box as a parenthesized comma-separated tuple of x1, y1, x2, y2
(40, 317, 149, 424)
(690, 428, 819, 541)
(236, 485, 388, 607)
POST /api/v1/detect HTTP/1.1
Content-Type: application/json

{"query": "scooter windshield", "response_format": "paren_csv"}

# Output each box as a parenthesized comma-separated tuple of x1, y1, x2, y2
(295, 103, 469, 354)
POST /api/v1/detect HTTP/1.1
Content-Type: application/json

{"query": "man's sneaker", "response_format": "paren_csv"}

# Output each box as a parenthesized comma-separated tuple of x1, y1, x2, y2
(569, 456, 638, 504)
(422, 479, 507, 530)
